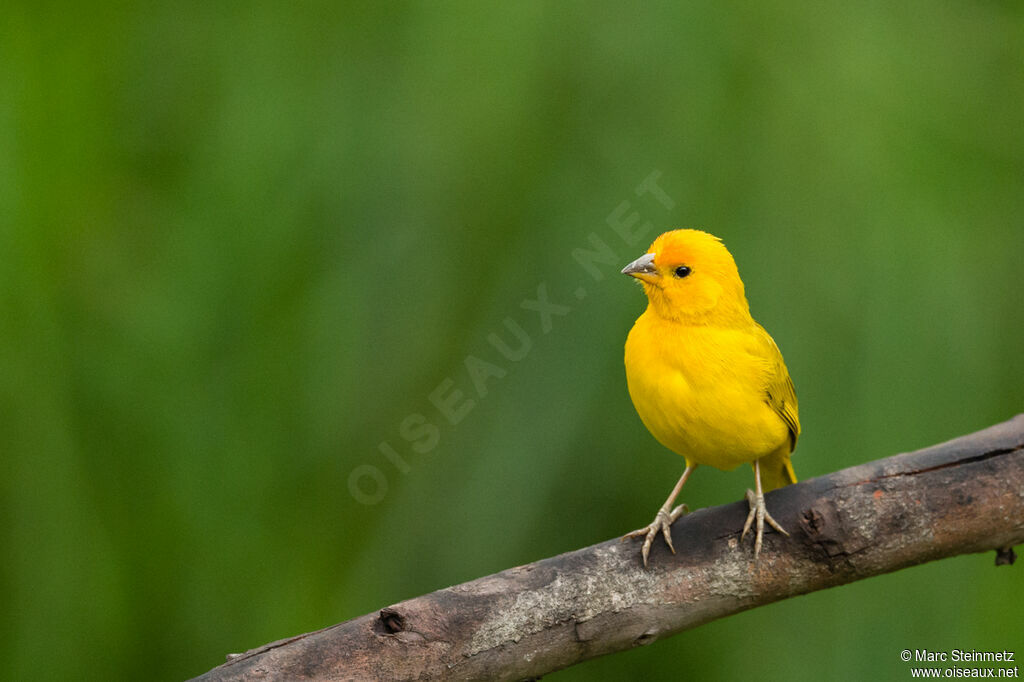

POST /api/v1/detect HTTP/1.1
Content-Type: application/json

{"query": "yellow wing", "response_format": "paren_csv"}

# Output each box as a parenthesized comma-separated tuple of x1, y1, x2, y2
(754, 323, 800, 450)
(750, 324, 799, 490)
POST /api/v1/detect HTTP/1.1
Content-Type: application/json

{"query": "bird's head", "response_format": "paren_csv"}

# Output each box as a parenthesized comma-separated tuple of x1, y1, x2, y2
(622, 229, 750, 324)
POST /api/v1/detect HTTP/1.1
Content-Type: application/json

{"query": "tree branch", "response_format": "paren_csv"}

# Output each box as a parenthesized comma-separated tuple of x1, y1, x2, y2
(192, 414, 1024, 682)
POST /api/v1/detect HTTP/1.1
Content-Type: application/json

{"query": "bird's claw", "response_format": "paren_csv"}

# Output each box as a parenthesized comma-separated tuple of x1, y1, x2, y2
(621, 504, 689, 567)
(741, 488, 788, 557)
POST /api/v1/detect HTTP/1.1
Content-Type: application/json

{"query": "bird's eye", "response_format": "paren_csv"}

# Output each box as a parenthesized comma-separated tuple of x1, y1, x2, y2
(674, 265, 692, 278)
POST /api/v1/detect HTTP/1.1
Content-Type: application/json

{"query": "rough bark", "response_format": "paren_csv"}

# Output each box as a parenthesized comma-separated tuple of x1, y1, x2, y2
(192, 414, 1024, 682)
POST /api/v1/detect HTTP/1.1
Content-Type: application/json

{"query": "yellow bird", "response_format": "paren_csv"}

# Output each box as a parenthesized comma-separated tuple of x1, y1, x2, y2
(621, 229, 799, 567)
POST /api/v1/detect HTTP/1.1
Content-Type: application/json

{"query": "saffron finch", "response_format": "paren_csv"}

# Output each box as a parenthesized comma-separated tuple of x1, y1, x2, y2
(621, 229, 799, 567)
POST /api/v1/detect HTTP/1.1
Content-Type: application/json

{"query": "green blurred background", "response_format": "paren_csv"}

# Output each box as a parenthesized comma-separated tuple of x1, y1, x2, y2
(3, 2, 1022, 680)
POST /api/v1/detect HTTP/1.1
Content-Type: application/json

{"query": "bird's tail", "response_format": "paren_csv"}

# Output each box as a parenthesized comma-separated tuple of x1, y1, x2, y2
(758, 447, 797, 492)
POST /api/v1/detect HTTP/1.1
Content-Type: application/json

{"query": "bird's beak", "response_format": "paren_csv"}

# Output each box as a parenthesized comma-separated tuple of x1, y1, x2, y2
(621, 252, 659, 282)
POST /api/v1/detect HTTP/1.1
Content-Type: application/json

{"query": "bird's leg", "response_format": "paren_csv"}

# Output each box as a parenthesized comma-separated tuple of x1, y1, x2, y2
(621, 464, 695, 567)
(741, 458, 789, 557)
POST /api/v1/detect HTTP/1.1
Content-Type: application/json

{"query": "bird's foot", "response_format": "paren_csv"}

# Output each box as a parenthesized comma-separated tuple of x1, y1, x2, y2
(741, 488, 788, 557)
(621, 504, 689, 567)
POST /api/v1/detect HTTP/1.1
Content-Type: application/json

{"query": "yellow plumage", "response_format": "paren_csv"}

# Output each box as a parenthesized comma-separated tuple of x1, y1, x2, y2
(621, 229, 799, 565)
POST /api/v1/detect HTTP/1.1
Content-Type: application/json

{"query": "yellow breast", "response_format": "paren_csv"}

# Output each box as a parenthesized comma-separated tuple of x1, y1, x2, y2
(624, 310, 789, 470)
